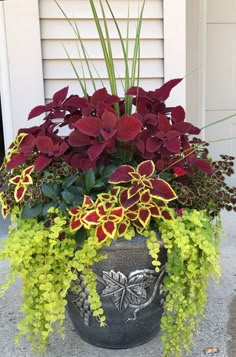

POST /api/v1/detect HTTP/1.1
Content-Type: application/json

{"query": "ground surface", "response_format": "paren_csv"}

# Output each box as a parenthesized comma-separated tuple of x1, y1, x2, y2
(0, 211, 235, 357)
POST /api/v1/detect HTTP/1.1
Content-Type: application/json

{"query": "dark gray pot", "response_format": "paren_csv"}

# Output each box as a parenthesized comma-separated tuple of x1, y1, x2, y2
(67, 235, 166, 349)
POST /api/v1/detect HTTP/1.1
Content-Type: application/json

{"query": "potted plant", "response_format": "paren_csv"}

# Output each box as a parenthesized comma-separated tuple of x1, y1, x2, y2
(0, 1, 235, 356)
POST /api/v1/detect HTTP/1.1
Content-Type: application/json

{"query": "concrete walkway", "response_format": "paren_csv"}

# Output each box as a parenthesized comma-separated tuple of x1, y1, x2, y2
(0, 211, 235, 357)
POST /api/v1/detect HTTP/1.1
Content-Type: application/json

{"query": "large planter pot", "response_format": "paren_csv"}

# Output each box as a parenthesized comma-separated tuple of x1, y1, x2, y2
(67, 235, 166, 349)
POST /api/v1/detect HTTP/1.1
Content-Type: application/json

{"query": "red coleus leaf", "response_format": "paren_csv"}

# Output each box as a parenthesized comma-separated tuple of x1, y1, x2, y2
(74, 117, 101, 137)
(55, 142, 69, 157)
(64, 95, 88, 108)
(68, 130, 91, 147)
(28, 105, 47, 120)
(102, 110, 117, 131)
(34, 155, 52, 171)
(88, 142, 107, 161)
(20, 134, 35, 154)
(138, 208, 151, 227)
(194, 159, 213, 174)
(137, 160, 155, 177)
(125, 86, 147, 97)
(109, 165, 134, 184)
(173, 122, 192, 133)
(100, 110, 117, 140)
(165, 136, 181, 153)
(146, 137, 162, 153)
(151, 178, 177, 201)
(158, 113, 171, 132)
(171, 105, 185, 122)
(6, 153, 27, 170)
(53, 86, 69, 104)
(173, 167, 187, 177)
(35, 136, 54, 154)
(90, 88, 120, 106)
(116, 114, 142, 141)
(155, 78, 183, 101)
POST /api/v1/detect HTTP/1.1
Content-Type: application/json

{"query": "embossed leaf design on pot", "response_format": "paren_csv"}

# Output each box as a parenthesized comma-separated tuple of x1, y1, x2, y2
(101, 270, 156, 312)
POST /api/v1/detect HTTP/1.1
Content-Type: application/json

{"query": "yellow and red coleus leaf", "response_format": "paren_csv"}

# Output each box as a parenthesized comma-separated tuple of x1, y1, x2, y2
(137, 160, 155, 177)
(108, 207, 124, 222)
(70, 216, 83, 232)
(96, 225, 107, 242)
(103, 221, 116, 237)
(118, 219, 130, 236)
(9, 176, 21, 185)
(120, 189, 140, 209)
(0, 193, 9, 219)
(150, 178, 177, 202)
(82, 195, 94, 208)
(108, 165, 134, 184)
(138, 207, 151, 227)
(14, 185, 27, 202)
(140, 190, 151, 203)
(83, 210, 100, 225)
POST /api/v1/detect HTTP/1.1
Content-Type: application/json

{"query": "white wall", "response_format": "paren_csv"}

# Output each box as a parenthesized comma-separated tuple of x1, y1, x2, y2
(0, 0, 45, 148)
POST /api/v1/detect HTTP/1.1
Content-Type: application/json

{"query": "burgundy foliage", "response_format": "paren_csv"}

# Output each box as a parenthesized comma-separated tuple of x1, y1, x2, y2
(7, 79, 213, 177)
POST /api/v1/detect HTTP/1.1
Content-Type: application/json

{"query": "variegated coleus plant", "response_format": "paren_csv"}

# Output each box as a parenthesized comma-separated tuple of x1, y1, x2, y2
(68, 160, 176, 243)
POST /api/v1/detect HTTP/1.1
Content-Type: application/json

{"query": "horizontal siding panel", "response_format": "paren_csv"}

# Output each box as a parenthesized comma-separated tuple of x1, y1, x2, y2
(44, 78, 164, 100)
(40, 0, 163, 19)
(42, 39, 164, 59)
(43, 58, 164, 79)
(40, 19, 163, 39)
(39, 0, 164, 102)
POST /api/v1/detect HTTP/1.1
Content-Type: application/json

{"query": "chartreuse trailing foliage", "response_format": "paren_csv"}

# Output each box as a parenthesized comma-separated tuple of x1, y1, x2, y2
(159, 209, 221, 357)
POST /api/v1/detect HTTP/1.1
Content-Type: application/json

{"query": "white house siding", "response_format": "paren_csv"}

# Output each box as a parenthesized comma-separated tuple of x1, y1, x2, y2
(38, 0, 164, 101)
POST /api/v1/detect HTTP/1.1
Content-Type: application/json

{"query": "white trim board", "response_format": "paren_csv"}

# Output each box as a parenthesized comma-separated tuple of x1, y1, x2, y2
(0, 3, 14, 150)
(0, 0, 45, 148)
(163, 0, 186, 108)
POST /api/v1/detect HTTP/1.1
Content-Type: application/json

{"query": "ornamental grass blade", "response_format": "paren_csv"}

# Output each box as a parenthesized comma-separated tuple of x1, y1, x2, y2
(89, 0, 117, 97)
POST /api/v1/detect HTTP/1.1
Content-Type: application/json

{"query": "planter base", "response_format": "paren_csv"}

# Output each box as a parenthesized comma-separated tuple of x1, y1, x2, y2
(67, 236, 166, 349)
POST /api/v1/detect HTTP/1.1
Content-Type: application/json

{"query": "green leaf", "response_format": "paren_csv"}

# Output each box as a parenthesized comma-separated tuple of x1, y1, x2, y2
(93, 179, 105, 189)
(61, 190, 75, 204)
(74, 228, 87, 247)
(62, 175, 79, 189)
(101, 164, 117, 179)
(21, 203, 43, 218)
(84, 169, 96, 193)
(42, 184, 61, 199)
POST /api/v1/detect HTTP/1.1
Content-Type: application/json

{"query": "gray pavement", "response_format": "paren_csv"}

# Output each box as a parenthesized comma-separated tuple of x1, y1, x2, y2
(0, 211, 235, 357)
